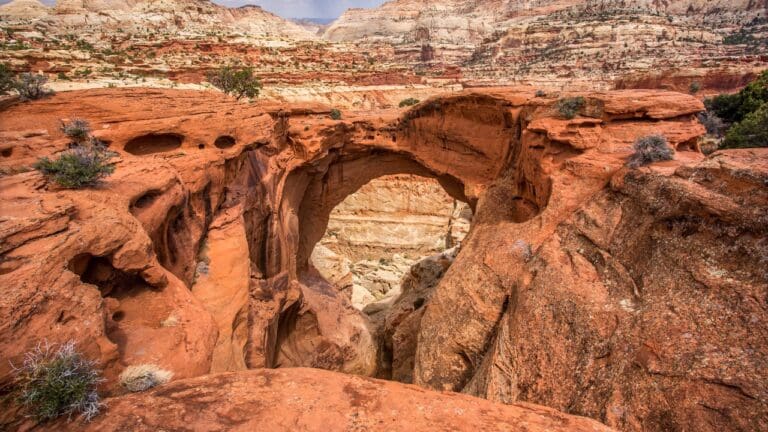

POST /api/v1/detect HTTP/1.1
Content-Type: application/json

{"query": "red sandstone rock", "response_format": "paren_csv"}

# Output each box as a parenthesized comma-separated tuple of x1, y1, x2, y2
(2, 87, 763, 432)
(43, 368, 616, 432)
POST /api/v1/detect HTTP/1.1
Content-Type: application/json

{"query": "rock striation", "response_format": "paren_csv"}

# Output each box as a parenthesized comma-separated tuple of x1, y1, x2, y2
(0, 86, 765, 431)
(325, 0, 767, 90)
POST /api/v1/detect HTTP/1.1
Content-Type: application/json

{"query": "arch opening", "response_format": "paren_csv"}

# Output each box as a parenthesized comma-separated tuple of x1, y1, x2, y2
(310, 174, 472, 313)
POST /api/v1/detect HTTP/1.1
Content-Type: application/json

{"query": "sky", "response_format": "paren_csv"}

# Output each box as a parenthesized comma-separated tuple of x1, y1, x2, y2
(8, 0, 389, 19)
(217, 0, 387, 19)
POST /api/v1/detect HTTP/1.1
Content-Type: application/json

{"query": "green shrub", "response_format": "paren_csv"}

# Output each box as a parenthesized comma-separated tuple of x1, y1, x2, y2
(721, 103, 768, 149)
(399, 98, 420, 108)
(0, 63, 14, 95)
(706, 70, 768, 124)
(60, 119, 91, 143)
(535, 90, 546, 97)
(689, 81, 701, 94)
(14, 73, 53, 100)
(627, 135, 675, 168)
(556, 96, 586, 120)
(34, 145, 116, 188)
(14, 341, 103, 422)
(206, 66, 262, 100)
(329, 108, 342, 120)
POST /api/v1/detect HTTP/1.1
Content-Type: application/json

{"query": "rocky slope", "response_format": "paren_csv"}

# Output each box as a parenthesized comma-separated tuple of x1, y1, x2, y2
(0, 0, 316, 40)
(0, 87, 765, 431)
(325, 0, 767, 90)
(1, 0, 765, 107)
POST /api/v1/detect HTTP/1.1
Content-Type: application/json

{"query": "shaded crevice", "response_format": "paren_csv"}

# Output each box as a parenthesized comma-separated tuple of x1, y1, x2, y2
(124, 133, 184, 155)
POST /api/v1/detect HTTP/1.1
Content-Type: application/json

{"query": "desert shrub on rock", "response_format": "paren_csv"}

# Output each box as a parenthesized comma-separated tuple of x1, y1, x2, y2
(556, 96, 586, 120)
(330, 108, 342, 120)
(206, 66, 262, 101)
(721, 103, 768, 149)
(14, 73, 53, 101)
(35, 144, 116, 189)
(627, 134, 675, 168)
(14, 340, 103, 422)
(535, 90, 546, 97)
(119, 364, 173, 392)
(698, 111, 725, 136)
(60, 119, 91, 143)
(689, 81, 701, 94)
(399, 98, 420, 108)
(0, 63, 14, 95)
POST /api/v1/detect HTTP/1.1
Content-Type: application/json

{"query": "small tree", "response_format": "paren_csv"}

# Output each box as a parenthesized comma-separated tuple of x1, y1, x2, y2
(206, 66, 262, 101)
(556, 96, 586, 120)
(627, 135, 675, 168)
(35, 144, 116, 189)
(0, 63, 14, 95)
(14, 341, 103, 422)
(721, 103, 768, 149)
(15, 73, 53, 101)
(399, 97, 420, 108)
(329, 108, 342, 120)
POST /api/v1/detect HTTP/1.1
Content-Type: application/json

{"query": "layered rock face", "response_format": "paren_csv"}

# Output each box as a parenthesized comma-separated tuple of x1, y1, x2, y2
(0, 87, 765, 431)
(1, 0, 765, 108)
(325, 0, 767, 90)
(0, 0, 315, 40)
(312, 174, 470, 309)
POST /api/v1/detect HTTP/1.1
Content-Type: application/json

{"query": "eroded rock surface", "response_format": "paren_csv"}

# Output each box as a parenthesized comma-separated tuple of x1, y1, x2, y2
(44, 368, 616, 432)
(2, 86, 765, 431)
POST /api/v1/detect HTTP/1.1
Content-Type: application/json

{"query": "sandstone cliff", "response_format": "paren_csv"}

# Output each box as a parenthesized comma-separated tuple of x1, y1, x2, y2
(0, 87, 765, 431)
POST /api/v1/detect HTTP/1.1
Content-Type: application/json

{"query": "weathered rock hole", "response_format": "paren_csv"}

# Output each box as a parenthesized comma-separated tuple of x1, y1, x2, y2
(124, 133, 184, 155)
(68, 253, 172, 361)
(131, 190, 162, 210)
(214, 135, 236, 149)
(1, 148, 12, 157)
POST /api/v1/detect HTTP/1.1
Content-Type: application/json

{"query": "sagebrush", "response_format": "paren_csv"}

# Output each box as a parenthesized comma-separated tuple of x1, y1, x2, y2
(15, 73, 53, 101)
(60, 119, 91, 142)
(14, 340, 103, 422)
(556, 96, 586, 120)
(34, 144, 116, 188)
(627, 135, 675, 168)
(329, 108, 342, 120)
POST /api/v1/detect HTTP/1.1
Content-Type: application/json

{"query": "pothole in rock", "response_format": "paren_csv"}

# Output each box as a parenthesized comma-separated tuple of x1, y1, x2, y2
(310, 174, 472, 320)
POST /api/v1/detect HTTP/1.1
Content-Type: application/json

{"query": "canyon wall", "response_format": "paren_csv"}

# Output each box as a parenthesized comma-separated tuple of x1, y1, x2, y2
(312, 174, 470, 309)
(0, 87, 765, 431)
